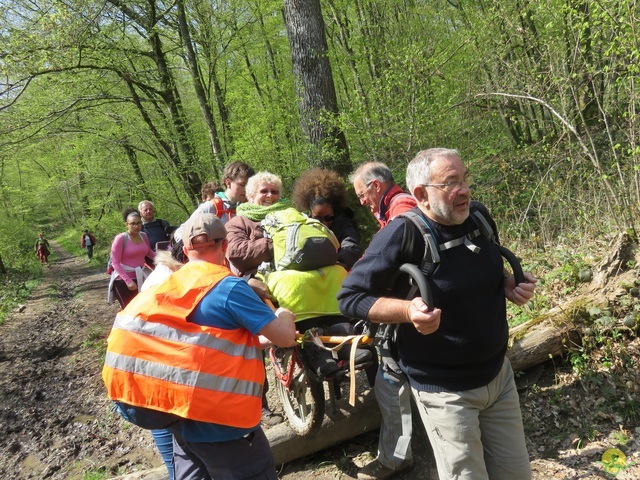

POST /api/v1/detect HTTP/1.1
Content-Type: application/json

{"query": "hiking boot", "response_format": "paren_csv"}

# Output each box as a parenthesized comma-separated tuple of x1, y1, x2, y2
(357, 460, 413, 480)
(261, 407, 283, 427)
(307, 344, 339, 376)
(338, 345, 373, 364)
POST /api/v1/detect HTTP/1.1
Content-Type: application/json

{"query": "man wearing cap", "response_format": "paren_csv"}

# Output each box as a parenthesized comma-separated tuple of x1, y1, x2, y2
(103, 213, 297, 480)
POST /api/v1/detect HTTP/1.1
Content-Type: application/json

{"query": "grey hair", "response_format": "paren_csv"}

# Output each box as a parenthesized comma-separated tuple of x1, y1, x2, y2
(348, 162, 394, 186)
(138, 200, 154, 210)
(246, 171, 283, 200)
(406, 148, 460, 194)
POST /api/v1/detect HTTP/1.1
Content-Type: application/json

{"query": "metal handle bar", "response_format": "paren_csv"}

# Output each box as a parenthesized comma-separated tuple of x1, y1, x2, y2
(295, 332, 372, 344)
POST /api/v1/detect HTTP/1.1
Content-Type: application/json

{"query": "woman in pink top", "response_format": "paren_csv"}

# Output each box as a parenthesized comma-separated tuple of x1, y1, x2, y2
(107, 208, 156, 308)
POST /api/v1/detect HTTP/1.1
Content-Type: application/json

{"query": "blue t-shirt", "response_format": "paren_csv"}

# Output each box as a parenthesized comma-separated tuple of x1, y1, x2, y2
(176, 275, 275, 442)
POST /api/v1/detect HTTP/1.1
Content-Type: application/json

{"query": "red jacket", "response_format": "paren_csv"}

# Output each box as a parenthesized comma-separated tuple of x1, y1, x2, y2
(376, 184, 417, 228)
(81, 233, 97, 248)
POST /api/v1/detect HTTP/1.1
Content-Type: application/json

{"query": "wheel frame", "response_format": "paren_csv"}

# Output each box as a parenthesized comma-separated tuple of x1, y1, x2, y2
(270, 346, 325, 437)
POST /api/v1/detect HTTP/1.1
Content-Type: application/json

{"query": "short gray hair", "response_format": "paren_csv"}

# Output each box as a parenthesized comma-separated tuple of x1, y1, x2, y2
(406, 148, 460, 193)
(349, 162, 394, 186)
(246, 171, 283, 200)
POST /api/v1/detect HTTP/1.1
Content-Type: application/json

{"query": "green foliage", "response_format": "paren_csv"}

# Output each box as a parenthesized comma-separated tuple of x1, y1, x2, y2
(1, 0, 640, 248)
(81, 467, 109, 480)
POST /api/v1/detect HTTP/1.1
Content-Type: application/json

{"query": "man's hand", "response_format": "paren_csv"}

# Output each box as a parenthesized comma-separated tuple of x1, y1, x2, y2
(406, 297, 441, 335)
(259, 307, 297, 347)
(504, 271, 537, 306)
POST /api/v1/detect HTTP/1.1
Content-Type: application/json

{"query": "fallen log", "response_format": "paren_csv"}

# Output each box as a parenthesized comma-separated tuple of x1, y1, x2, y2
(507, 232, 636, 373)
(268, 389, 381, 465)
(506, 296, 605, 372)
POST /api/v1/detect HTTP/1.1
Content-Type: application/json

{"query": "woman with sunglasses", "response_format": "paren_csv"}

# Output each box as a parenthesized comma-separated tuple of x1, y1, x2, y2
(225, 171, 290, 427)
(292, 168, 363, 270)
(225, 171, 288, 278)
(107, 208, 156, 308)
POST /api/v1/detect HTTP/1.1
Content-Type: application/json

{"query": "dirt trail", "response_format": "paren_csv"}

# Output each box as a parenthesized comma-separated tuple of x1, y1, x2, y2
(0, 242, 639, 479)
(0, 243, 162, 479)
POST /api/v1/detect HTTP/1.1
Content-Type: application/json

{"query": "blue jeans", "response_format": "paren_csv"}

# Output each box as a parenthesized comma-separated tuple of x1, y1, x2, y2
(151, 429, 174, 480)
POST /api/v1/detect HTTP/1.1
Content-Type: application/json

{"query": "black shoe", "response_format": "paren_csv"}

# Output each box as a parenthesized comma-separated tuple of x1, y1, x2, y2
(307, 344, 339, 376)
(338, 346, 373, 364)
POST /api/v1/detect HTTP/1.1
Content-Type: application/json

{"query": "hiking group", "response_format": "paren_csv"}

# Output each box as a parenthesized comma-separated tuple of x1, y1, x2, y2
(102, 151, 537, 480)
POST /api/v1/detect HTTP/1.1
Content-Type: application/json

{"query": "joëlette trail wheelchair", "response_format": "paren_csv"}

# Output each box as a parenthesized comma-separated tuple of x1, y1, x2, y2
(267, 263, 435, 437)
(268, 314, 376, 437)
(268, 244, 525, 437)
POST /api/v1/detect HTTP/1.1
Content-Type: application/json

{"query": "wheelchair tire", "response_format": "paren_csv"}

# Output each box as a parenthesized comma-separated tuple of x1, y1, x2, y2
(274, 347, 325, 437)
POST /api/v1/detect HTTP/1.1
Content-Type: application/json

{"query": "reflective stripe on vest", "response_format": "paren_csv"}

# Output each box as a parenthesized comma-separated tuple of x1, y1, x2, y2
(102, 262, 264, 428)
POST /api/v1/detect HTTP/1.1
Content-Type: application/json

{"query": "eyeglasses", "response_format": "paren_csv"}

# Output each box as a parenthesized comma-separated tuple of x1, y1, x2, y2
(356, 181, 373, 201)
(127, 221, 142, 226)
(259, 189, 280, 195)
(421, 177, 472, 193)
(312, 214, 336, 223)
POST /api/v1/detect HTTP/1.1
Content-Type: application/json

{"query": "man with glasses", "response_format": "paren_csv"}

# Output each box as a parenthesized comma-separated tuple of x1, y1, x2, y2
(350, 162, 416, 229)
(349, 162, 417, 479)
(339, 148, 536, 480)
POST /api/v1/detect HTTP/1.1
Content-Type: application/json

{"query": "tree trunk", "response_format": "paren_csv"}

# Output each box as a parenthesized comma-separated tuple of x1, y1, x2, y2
(283, 0, 350, 176)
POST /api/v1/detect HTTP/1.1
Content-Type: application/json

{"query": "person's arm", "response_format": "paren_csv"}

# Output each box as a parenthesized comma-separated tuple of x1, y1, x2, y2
(225, 217, 272, 273)
(222, 278, 296, 347)
(259, 307, 297, 347)
(334, 215, 363, 270)
(367, 296, 440, 335)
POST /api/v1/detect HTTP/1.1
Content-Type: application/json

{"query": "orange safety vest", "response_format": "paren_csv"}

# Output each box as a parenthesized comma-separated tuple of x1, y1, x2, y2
(102, 261, 264, 428)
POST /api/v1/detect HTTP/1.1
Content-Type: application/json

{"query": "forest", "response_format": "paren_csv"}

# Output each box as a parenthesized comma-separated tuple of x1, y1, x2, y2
(1, 2, 640, 478)
(2, 0, 640, 311)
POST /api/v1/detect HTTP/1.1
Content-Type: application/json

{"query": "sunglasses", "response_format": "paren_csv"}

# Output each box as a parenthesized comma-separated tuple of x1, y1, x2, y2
(259, 189, 280, 195)
(312, 214, 336, 223)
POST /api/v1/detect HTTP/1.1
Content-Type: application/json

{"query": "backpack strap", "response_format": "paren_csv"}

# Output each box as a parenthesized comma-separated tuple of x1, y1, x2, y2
(397, 210, 439, 277)
(212, 196, 236, 219)
(470, 208, 497, 244)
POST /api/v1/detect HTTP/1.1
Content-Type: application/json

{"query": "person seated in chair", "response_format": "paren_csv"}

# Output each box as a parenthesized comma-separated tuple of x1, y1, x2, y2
(226, 172, 373, 380)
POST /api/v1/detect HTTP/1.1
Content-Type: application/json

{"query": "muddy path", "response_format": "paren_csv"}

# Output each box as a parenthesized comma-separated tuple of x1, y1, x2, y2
(0, 243, 161, 479)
